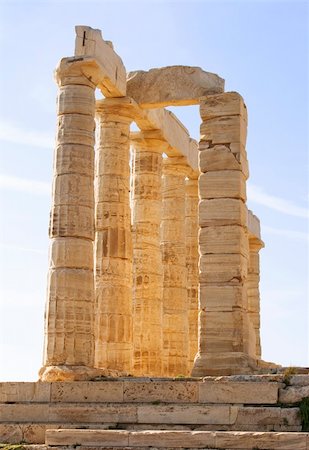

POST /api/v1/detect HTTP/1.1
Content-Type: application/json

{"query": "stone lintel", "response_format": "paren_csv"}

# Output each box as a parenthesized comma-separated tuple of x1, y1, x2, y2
(95, 98, 198, 173)
(75, 25, 126, 97)
(127, 66, 225, 108)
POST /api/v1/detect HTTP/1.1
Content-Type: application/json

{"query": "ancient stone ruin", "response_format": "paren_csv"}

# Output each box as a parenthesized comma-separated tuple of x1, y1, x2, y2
(1, 26, 308, 450)
(38, 25, 272, 382)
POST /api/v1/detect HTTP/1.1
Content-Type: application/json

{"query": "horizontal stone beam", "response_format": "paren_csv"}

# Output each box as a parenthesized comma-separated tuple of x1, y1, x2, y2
(96, 97, 198, 173)
(127, 66, 225, 108)
(75, 25, 126, 97)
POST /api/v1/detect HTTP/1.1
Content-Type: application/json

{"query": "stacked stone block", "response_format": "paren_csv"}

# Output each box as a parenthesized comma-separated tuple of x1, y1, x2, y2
(40, 59, 97, 381)
(161, 157, 189, 376)
(131, 132, 167, 376)
(185, 177, 199, 369)
(248, 237, 264, 359)
(192, 92, 256, 376)
(94, 98, 135, 373)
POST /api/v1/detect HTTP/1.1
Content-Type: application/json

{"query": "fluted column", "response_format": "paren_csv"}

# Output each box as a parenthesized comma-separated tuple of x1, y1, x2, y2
(95, 98, 134, 373)
(192, 92, 256, 376)
(248, 237, 264, 359)
(40, 59, 97, 381)
(185, 176, 199, 370)
(131, 132, 168, 376)
(161, 157, 189, 377)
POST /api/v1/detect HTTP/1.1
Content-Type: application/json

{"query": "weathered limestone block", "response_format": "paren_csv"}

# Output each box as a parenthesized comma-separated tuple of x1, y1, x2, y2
(185, 177, 199, 369)
(123, 380, 198, 403)
(199, 285, 246, 311)
(200, 91, 248, 120)
(131, 132, 167, 376)
(279, 385, 309, 403)
(200, 254, 248, 284)
(199, 144, 241, 172)
(200, 114, 247, 146)
(199, 170, 246, 200)
(94, 98, 135, 373)
(247, 236, 264, 359)
(75, 26, 126, 97)
(198, 309, 254, 354)
(199, 225, 249, 258)
(199, 380, 280, 404)
(127, 66, 224, 108)
(199, 199, 247, 227)
(41, 60, 98, 381)
(54, 144, 94, 176)
(161, 157, 189, 376)
(192, 92, 255, 377)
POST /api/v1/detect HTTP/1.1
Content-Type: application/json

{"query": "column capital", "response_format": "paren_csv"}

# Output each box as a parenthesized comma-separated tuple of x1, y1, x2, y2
(131, 131, 169, 153)
(96, 97, 137, 122)
(249, 236, 265, 252)
(55, 57, 107, 89)
(163, 156, 190, 177)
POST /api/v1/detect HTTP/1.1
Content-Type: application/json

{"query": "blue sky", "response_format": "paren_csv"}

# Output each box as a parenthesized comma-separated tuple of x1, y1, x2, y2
(0, 0, 308, 381)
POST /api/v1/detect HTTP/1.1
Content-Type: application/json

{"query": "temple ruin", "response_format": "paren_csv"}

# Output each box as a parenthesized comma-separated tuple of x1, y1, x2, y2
(1, 25, 309, 450)
(39, 25, 267, 381)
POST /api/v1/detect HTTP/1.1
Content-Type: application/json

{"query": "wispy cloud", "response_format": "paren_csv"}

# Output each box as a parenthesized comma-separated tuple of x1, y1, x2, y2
(0, 120, 54, 149)
(0, 174, 50, 195)
(262, 225, 309, 242)
(247, 183, 309, 219)
(0, 243, 47, 255)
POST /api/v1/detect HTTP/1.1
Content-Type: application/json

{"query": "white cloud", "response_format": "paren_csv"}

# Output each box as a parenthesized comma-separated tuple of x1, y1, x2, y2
(262, 225, 309, 242)
(0, 243, 47, 255)
(0, 174, 50, 195)
(247, 183, 309, 219)
(0, 120, 54, 149)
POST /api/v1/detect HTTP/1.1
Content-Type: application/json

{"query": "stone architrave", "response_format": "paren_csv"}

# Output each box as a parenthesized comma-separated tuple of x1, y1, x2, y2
(161, 157, 189, 377)
(39, 59, 98, 381)
(248, 237, 264, 359)
(127, 66, 225, 108)
(94, 98, 135, 373)
(185, 176, 199, 369)
(192, 92, 257, 376)
(131, 132, 168, 376)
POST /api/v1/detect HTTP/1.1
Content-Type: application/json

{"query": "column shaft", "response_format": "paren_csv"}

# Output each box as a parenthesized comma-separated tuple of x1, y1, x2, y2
(94, 98, 134, 372)
(161, 157, 189, 376)
(40, 61, 96, 380)
(185, 177, 199, 370)
(192, 92, 256, 376)
(131, 134, 166, 376)
(248, 238, 263, 359)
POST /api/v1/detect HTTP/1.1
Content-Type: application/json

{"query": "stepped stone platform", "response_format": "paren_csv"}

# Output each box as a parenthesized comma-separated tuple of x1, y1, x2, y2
(1, 374, 308, 449)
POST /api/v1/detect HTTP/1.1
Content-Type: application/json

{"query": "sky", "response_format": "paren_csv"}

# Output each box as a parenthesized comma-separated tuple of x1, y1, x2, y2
(0, 0, 308, 381)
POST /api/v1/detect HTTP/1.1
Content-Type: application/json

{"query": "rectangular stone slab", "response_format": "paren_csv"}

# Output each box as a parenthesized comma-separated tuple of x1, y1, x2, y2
(127, 66, 224, 108)
(75, 26, 126, 97)
(199, 171, 246, 200)
(198, 381, 280, 404)
(136, 404, 233, 425)
(45, 429, 130, 446)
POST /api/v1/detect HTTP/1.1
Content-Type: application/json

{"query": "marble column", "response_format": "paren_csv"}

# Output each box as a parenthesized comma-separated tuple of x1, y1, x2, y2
(185, 176, 199, 370)
(131, 132, 168, 376)
(248, 237, 264, 359)
(192, 92, 257, 376)
(94, 98, 135, 373)
(40, 59, 97, 381)
(161, 157, 189, 377)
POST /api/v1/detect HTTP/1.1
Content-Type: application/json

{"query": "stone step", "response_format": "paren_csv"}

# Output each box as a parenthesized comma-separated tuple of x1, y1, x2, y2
(0, 402, 301, 428)
(45, 429, 309, 449)
(1, 418, 302, 445)
(0, 379, 283, 404)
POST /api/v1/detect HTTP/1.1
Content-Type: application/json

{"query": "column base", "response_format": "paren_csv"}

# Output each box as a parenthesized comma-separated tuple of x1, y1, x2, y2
(39, 365, 129, 382)
(191, 352, 259, 377)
